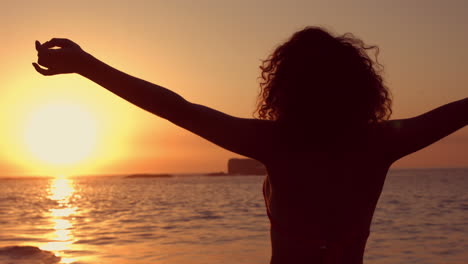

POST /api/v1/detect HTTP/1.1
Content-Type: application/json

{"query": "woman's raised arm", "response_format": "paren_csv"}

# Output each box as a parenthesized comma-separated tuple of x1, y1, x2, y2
(33, 38, 276, 162)
(381, 98, 468, 162)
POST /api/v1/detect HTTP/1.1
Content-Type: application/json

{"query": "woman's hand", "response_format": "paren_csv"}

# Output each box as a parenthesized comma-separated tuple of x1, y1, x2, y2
(33, 38, 90, 76)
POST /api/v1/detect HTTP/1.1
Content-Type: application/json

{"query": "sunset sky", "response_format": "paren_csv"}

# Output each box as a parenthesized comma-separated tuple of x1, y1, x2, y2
(1, 0, 467, 176)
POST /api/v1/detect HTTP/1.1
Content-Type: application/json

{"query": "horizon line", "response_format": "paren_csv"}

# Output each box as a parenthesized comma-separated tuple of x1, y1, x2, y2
(1, 166, 468, 178)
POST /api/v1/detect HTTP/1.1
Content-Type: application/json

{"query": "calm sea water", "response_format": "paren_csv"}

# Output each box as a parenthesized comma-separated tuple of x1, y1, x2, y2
(0, 168, 467, 264)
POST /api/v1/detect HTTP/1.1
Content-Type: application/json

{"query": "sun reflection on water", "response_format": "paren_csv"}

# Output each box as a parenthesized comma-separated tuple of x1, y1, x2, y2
(40, 177, 78, 263)
(49, 178, 75, 201)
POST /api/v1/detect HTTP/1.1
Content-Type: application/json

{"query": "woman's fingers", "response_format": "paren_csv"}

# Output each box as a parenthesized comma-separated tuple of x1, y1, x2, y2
(34, 42, 63, 74)
(33, 38, 81, 75)
(36, 49, 62, 67)
(35, 40, 41, 52)
(37, 51, 51, 68)
(35, 38, 77, 54)
(41, 38, 74, 49)
(32, 63, 56, 76)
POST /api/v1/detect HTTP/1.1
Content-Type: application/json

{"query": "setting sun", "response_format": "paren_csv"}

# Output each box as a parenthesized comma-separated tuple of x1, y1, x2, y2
(22, 102, 98, 166)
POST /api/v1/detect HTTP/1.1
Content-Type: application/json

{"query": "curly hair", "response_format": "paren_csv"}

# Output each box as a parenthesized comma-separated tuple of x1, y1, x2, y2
(256, 26, 392, 129)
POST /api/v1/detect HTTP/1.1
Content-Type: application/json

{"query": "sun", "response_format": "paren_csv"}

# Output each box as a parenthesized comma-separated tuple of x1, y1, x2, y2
(22, 102, 98, 166)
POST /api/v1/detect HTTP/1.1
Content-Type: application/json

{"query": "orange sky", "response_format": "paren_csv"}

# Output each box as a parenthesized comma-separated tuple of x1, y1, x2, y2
(1, 0, 467, 176)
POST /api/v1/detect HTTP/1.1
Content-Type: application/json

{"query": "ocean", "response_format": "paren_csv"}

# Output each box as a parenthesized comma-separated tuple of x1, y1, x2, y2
(0, 168, 467, 264)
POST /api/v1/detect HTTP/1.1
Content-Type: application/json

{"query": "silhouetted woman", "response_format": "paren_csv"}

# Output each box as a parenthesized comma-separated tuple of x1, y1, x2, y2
(33, 27, 468, 264)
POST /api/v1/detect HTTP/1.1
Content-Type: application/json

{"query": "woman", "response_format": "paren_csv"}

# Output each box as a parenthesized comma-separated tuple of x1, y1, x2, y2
(33, 26, 468, 264)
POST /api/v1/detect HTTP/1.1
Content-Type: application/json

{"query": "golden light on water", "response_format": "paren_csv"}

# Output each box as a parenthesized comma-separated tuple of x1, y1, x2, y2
(49, 177, 75, 201)
(40, 177, 78, 263)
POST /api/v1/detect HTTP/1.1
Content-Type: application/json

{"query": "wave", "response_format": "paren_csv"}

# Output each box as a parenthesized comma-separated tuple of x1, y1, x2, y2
(0, 246, 60, 264)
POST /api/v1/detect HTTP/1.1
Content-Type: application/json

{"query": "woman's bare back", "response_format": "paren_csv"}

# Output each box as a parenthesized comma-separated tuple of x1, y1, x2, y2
(262, 106, 468, 263)
(264, 129, 391, 263)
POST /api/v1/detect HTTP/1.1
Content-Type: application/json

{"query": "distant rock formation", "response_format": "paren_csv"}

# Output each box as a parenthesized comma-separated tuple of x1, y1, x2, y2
(228, 158, 266, 175)
(206, 171, 227, 176)
(125, 173, 172, 178)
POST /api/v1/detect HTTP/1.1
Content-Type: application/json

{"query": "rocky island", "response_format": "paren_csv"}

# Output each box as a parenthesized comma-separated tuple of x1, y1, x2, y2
(125, 173, 173, 178)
